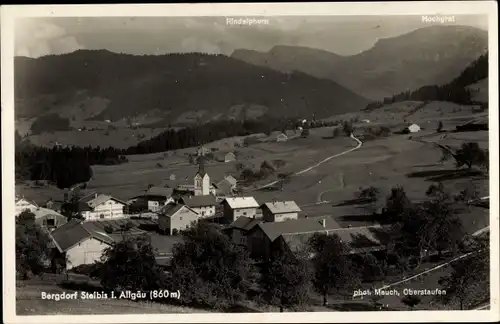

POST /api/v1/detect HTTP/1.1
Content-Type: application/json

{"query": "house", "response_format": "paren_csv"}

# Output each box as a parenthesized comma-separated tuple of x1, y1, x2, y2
(221, 197, 260, 223)
(133, 187, 175, 212)
(408, 124, 421, 133)
(179, 195, 217, 218)
(225, 216, 261, 247)
(246, 215, 389, 260)
(213, 175, 238, 200)
(196, 146, 211, 156)
(276, 133, 288, 142)
(49, 219, 118, 270)
(32, 207, 68, 231)
(261, 201, 301, 223)
(45, 199, 64, 213)
(15, 197, 39, 216)
(49, 219, 151, 270)
(224, 152, 236, 163)
(78, 193, 128, 221)
(158, 204, 199, 235)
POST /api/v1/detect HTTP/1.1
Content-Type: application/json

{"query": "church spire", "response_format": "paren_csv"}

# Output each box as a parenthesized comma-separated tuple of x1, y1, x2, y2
(197, 155, 206, 177)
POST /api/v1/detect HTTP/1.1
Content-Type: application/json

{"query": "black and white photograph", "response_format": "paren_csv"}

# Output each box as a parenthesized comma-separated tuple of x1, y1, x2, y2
(2, 2, 498, 323)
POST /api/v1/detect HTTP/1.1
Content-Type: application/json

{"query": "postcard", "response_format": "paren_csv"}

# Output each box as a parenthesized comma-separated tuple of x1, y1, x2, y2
(1, 2, 498, 323)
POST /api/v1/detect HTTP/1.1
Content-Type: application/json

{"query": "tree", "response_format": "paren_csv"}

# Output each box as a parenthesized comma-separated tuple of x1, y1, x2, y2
(383, 186, 413, 223)
(401, 295, 421, 310)
(420, 183, 464, 257)
(260, 248, 312, 312)
(454, 142, 487, 170)
(260, 160, 276, 177)
(278, 172, 293, 191)
(169, 222, 255, 310)
(438, 235, 489, 310)
(342, 120, 355, 137)
(308, 233, 360, 305)
(356, 186, 382, 214)
(437, 121, 443, 132)
(16, 211, 52, 279)
(454, 183, 479, 212)
(99, 234, 165, 292)
(332, 127, 341, 138)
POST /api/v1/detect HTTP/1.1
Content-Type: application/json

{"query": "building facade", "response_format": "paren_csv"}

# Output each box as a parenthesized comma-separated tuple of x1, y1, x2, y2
(158, 205, 199, 235)
(179, 195, 217, 218)
(222, 197, 260, 223)
(65, 237, 110, 269)
(261, 201, 301, 222)
(79, 194, 127, 221)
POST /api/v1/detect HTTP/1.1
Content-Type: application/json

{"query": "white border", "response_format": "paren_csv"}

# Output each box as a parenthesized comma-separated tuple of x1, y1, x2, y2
(2, 2, 499, 323)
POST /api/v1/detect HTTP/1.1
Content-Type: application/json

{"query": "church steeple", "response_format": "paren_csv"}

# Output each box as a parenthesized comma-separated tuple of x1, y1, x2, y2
(197, 155, 206, 177)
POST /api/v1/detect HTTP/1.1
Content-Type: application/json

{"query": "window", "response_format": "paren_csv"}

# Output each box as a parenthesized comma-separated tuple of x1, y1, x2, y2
(180, 216, 183, 220)
(243, 211, 247, 216)
(46, 219, 55, 227)
(201, 211, 205, 216)
(100, 214, 105, 219)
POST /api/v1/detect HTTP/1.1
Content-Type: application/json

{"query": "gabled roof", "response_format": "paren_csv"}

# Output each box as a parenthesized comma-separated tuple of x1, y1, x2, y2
(50, 218, 150, 253)
(229, 216, 261, 231)
(179, 195, 217, 208)
(223, 197, 260, 209)
(146, 187, 174, 198)
(262, 201, 301, 214)
(224, 175, 237, 187)
(254, 215, 342, 242)
(214, 180, 233, 196)
(159, 203, 198, 218)
(32, 207, 65, 219)
(15, 197, 38, 207)
(79, 194, 127, 209)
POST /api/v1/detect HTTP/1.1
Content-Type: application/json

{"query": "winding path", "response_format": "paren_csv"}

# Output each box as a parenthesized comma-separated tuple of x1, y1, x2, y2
(254, 134, 362, 191)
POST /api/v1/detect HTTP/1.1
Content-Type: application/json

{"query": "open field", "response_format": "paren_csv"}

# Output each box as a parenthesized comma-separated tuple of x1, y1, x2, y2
(16, 281, 210, 315)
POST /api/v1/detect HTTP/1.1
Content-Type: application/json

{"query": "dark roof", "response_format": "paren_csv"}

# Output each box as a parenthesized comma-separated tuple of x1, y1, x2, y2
(215, 180, 233, 196)
(146, 187, 174, 198)
(254, 215, 342, 242)
(179, 195, 217, 208)
(159, 203, 198, 218)
(50, 218, 154, 252)
(229, 216, 261, 231)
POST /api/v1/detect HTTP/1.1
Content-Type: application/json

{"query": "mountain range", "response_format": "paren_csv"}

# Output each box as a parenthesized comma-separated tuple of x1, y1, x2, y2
(231, 25, 488, 99)
(14, 25, 487, 128)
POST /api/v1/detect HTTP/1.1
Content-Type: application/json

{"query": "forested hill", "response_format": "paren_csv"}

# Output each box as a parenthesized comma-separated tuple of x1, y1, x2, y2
(15, 50, 369, 123)
(364, 52, 488, 111)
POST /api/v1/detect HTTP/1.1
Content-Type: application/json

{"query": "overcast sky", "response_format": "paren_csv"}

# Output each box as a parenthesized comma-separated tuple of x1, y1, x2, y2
(15, 15, 487, 58)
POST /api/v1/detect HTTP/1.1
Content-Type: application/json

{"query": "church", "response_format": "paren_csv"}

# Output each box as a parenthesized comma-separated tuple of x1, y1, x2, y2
(174, 156, 217, 197)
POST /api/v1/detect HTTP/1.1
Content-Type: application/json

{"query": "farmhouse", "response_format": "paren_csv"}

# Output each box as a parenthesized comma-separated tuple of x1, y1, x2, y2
(225, 216, 262, 247)
(213, 175, 239, 200)
(49, 219, 122, 270)
(276, 133, 288, 142)
(133, 186, 175, 212)
(158, 204, 199, 235)
(221, 197, 260, 223)
(78, 193, 128, 221)
(407, 123, 421, 133)
(15, 196, 39, 216)
(246, 215, 389, 260)
(224, 152, 236, 163)
(196, 146, 211, 156)
(49, 219, 176, 270)
(32, 207, 68, 232)
(179, 195, 217, 218)
(261, 200, 301, 223)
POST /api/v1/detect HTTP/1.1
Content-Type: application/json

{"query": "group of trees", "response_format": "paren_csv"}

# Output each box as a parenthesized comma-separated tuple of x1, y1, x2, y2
(15, 139, 128, 189)
(439, 142, 489, 173)
(364, 53, 488, 111)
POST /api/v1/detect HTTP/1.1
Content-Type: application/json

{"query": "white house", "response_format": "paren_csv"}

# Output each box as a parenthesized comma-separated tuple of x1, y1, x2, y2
(158, 204, 199, 235)
(261, 201, 301, 223)
(221, 197, 260, 223)
(78, 193, 127, 221)
(277, 133, 288, 142)
(408, 124, 421, 133)
(15, 197, 39, 217)
(32, 207, 67, 231)
(133, 187, 175, 212)
(179, 195, 217, 218)
(224, 152, 236, 163)
(49, 220, 115, 270)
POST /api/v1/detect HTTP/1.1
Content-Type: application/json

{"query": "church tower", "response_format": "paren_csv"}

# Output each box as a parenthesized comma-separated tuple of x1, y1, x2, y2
(194, 155, 210, 196)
